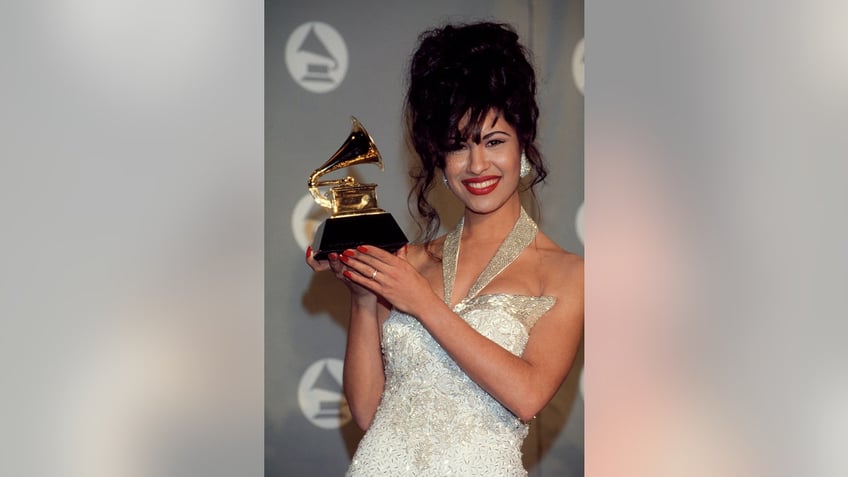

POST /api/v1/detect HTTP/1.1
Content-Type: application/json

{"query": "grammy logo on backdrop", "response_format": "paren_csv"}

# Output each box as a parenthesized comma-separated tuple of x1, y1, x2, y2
(297, 24, 337, 84)
(307, 116, 408, 261)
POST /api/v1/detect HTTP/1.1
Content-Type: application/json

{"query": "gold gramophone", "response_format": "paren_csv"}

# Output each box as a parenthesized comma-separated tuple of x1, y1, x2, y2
(308, 116, 408, 261)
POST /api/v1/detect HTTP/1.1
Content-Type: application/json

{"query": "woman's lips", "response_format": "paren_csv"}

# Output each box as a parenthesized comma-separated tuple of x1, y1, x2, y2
(462, 176, 501, 195)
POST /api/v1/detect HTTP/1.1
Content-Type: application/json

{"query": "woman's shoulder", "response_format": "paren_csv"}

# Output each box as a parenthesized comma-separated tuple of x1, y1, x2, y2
(406, 236, 442, 255)
(405, 235, 447, 269)
(531, 231, 583, 297)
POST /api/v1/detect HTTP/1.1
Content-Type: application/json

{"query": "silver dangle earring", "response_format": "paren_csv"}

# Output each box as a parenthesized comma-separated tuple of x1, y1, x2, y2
(442, 173, 449, 187)
(520, 152, 531, 178)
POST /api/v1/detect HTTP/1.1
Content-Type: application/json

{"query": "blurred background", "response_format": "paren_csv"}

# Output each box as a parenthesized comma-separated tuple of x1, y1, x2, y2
(0, 1, 263, 476)
(4, 1, 847, 476)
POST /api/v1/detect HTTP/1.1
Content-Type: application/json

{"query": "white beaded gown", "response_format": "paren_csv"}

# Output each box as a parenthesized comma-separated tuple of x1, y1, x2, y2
(346, 208, 556, 477)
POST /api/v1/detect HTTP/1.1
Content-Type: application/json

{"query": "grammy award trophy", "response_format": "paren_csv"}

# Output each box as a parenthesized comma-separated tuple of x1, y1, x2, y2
(307, 116, 408, 261)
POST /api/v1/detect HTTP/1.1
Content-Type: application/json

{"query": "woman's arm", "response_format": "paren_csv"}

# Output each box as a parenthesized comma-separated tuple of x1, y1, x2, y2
(306, 248, 388, 430)
(341, 245, 584, 422)
(417, 258, 583, 421)
(342, 294, 387, 430)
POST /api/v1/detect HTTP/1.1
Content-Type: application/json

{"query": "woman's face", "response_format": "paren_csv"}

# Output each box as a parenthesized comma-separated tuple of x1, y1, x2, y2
(443, 110, 522, 215)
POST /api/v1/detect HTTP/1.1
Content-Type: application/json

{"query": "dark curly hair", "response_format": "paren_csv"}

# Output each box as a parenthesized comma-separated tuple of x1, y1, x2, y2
(404, 21, 547, 248)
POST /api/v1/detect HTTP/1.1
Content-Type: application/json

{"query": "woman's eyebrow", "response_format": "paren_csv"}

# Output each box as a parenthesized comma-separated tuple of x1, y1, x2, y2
(481, 130, 512, 140)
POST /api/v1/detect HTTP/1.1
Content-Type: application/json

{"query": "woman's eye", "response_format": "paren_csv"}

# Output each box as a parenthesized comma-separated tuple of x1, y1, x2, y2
(486, 139, 505, 147)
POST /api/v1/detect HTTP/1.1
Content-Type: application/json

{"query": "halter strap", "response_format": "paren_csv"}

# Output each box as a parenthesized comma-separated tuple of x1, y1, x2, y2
(442, 208, 538, 307)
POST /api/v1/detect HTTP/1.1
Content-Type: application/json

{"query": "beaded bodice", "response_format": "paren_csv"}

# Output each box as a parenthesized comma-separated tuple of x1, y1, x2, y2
(346, 208, 556, 477)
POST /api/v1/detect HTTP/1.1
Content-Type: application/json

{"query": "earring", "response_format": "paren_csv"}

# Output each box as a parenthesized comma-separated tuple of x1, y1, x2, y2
(442, 174, 449, 186)
(520, 152, 531, 178)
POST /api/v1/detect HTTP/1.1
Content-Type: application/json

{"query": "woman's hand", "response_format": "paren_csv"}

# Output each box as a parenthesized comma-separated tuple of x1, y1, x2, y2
(338, 245, 435, 315)
(305, 246, 375, 301)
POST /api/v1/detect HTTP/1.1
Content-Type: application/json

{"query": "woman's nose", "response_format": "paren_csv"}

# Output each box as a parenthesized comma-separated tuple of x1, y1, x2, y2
(466, 144, 489, 174)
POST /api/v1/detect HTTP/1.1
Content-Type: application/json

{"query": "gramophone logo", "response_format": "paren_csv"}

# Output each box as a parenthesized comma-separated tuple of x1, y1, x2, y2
(572, 37, 584, 95)
(298, 358, 352, 429)
(575, 201, 584, 245)
(285, 21, 349, 93)
(292, 192, 330, 253)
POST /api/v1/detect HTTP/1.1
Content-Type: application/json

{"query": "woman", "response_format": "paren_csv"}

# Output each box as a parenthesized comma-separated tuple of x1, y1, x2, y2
(306, 21, 583, 477)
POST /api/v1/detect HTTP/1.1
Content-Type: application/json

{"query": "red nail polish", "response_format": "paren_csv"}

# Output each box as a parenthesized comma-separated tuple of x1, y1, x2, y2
(328, 252, 338, 260)
(357, 245, 369, 253)
(343, 249, 356, 257)
(339, 255, 349, 263)
(343, 270, 352, 279)
(306, 246, 312, 259)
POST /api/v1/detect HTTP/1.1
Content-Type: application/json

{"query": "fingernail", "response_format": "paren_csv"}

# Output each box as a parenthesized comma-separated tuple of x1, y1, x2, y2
(328, 252, 338, 260)
(306, 246, 312, 259)
(339, 255, 349, 263)
(343, 249, 356, 257)
(357, 245, 369, 253)
(343, 270, 352, 279)
(404, 244, 408, 252)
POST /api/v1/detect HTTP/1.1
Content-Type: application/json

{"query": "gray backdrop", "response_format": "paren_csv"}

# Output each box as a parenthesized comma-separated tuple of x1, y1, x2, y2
(266, 1, 584, 475)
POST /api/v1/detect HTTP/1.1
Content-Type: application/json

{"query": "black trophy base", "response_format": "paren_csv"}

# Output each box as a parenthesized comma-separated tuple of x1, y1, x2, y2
(312, 212, 408, 261)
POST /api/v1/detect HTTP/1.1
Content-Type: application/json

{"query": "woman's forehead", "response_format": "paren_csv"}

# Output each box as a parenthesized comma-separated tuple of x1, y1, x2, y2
(454, 109, 516, 140)
(455, 108, 505, 134)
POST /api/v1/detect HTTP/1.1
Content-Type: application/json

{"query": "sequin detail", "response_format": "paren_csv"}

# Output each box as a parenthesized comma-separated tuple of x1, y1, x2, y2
(346, 208, 555, 477)
(443, 207, 539, 307)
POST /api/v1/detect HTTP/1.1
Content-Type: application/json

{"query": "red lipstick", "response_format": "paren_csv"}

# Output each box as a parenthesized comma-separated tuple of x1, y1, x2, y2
(462, 175, 501, 195)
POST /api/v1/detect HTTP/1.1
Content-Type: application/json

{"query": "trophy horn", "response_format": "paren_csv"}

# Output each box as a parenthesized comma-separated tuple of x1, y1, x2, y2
(308, 116, 384, 209)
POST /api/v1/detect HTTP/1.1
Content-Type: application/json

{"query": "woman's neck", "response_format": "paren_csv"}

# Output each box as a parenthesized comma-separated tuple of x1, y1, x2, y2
(461, 198, 522, 244)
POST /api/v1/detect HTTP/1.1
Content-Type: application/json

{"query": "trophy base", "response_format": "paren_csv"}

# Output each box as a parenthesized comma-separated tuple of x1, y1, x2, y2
(312, 212, 408, 261)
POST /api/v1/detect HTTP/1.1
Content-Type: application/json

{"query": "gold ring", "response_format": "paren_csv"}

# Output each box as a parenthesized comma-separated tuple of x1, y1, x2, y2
(370, 269, 377, 280)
